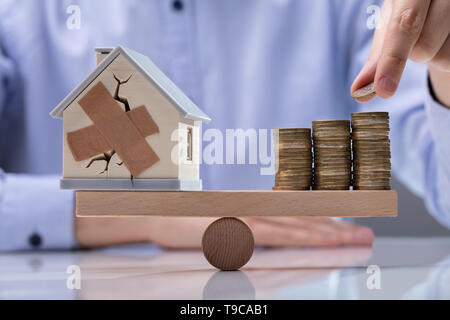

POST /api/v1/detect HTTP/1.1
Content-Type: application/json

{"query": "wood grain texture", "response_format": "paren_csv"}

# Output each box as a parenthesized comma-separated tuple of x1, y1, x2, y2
(202, 218, 254, 271)
(76, 190, 398, 217)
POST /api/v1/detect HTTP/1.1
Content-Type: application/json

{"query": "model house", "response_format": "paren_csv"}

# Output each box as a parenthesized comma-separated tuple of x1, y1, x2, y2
(50, 45, 210, 190)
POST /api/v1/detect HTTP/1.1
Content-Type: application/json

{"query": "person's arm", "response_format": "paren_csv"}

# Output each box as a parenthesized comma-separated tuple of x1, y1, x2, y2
(423, 75, 450, 227)
(350, 0, 450, 108)
(346, 0, 450, 228)
(75, 215, 374, 249)
(351, 0, 450, 103)
(0, 172, 77, 251)
(0, 38, 78, 251)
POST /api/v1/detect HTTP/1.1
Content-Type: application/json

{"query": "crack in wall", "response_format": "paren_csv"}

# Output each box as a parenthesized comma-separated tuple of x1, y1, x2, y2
(85, 74, 134, 178)
(113, 73, 132, 112)
(86, 150, 116, 173)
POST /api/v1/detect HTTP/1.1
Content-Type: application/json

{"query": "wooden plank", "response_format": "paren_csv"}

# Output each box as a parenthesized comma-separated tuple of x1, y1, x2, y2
(76, 190, 397, 218)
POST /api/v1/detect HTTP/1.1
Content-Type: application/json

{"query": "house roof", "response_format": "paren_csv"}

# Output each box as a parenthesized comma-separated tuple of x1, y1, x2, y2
(50, 45, 211, 123)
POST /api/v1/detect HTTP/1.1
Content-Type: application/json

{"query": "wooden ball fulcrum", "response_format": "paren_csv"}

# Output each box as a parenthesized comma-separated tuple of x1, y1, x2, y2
(202, 217, 254, 271)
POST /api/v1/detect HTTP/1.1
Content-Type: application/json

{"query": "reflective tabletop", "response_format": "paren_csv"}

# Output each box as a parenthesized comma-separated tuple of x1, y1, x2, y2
(1, 237, 449, 299)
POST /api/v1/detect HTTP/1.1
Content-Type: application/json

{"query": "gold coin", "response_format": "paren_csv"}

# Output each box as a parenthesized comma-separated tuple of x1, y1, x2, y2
(351, 111, 389, 118)
(350, 83, 377, 103)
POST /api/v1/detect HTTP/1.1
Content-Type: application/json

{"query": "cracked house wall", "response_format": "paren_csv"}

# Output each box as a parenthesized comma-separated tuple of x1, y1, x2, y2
(62, 54, 199, 180)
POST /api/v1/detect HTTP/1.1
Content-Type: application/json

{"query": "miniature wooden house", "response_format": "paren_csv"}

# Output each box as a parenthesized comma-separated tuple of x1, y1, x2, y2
(51, 46, 211, 190)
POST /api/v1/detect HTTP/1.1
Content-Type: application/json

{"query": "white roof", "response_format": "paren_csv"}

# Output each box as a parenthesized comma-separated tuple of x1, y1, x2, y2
(50, 45, 211, 123)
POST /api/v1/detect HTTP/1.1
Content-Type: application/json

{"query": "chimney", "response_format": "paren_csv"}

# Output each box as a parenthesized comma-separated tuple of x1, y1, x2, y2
(94, 47, 113, 65)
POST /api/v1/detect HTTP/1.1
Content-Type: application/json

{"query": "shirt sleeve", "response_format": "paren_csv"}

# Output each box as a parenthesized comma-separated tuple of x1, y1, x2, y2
(0, 38, 12, 117)
(0, 24, 77, 251)
(0, 170, 77, 251)
(343, 1, 450, 229)
(423, 85, 450, 229)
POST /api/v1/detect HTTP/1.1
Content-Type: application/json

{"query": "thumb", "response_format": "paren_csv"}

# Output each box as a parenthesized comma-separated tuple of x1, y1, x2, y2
(350, 59, 377, 102)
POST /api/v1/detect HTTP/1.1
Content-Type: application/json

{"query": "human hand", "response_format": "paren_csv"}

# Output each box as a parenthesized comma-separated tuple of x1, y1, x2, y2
(76, 216, 374, 249)
(351, 0, 450, 102)
(244, 217, 373, 248)
(146, 216, 374, 249)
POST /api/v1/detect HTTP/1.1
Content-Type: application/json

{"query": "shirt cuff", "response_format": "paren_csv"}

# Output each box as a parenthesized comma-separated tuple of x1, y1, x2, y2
(0, 172, 77, 251)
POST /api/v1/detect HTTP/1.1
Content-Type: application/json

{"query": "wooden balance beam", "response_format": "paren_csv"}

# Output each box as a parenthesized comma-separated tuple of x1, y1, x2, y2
(75, 190, 397, 271)
(76, 190, 397, 218)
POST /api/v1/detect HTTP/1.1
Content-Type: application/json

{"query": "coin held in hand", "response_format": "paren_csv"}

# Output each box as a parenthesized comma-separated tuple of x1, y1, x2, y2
(352, 82, 376, 103)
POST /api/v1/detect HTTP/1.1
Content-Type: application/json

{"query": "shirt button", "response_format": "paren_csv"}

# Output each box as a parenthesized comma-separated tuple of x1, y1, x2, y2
(172, 0, 184, 12)
(29, 233, 42, 248)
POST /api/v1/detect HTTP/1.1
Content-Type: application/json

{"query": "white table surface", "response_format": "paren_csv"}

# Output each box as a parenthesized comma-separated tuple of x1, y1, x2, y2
(1, 237, 449, 300)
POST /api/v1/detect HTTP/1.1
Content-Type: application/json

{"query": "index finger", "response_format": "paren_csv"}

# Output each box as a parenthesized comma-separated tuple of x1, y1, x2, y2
(375, 0, 431, 98)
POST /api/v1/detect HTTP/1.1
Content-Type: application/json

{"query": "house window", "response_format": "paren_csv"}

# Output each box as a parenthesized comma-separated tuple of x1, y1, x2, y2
(187, 127, 193, 161)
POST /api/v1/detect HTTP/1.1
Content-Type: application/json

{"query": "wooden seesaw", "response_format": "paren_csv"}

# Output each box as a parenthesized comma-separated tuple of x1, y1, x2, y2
(76, 189, 397, 271)
(49, 47, 396, 271)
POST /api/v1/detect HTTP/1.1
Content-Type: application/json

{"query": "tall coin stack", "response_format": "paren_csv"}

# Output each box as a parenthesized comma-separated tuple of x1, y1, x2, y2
(312, 120, 352, 190)
(351, 112, 391, 190)
(273, 128, 313, 190)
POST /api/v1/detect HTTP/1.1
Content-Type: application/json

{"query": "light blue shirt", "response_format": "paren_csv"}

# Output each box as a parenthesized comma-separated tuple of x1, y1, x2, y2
(1, 0, 450, 251)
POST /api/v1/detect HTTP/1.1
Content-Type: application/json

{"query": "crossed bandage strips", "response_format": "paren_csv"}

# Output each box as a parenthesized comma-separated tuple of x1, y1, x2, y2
(67, 82, 160, 177)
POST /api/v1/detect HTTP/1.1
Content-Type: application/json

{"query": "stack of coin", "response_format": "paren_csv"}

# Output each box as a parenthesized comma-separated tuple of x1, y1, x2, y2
(273, 128, 312, 190)
(351, 112, 391, 190)
(312, 120, 352, 190)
